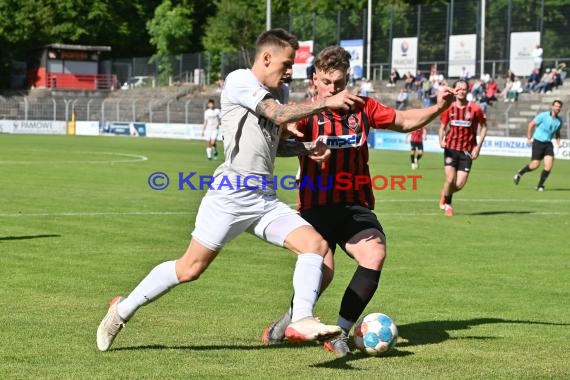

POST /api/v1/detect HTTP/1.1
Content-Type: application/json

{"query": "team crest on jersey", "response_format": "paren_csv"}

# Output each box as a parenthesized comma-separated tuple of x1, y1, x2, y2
(344, 113, 360, 132)
(464, 111, 471, 119)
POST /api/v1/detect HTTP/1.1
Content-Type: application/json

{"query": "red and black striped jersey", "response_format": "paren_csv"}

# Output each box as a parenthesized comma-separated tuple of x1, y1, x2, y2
(410, 128, 424, 143)
(440, 102, 486, 151)
(295, 97, 396, 211)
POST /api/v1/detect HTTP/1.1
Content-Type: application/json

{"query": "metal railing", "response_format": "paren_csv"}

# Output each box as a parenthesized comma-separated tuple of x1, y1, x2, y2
(46, 73, 118, 90)
(0, 96, 208, 125)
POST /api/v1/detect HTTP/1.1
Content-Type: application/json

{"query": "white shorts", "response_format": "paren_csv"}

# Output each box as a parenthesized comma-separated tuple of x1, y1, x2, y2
(191, 188, 310, 251)
(205, 129, 219, 141)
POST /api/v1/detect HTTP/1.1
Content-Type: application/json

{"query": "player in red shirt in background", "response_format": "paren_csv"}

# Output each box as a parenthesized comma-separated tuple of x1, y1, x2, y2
(438, 79, 488, 216)
(407, 126, 427, 170)
(262, 46, 455, 357)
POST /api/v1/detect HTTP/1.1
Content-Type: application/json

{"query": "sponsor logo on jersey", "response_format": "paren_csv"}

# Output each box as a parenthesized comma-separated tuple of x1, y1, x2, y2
(323, 133, 363, 148)
(450, 120, 472, 127)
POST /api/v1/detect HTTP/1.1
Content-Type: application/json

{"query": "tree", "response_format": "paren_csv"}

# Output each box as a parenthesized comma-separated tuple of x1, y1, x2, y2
(147, 0, 194, 83)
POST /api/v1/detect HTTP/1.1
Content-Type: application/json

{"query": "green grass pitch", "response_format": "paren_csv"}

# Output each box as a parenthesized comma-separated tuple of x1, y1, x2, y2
(1, 134, 569, 379)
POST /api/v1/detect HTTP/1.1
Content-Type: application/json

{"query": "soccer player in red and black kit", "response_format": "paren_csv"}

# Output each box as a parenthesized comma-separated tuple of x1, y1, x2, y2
(408, 126, 427, 170)
(438, 79, 488, 216)
(262, 46, 455, 357)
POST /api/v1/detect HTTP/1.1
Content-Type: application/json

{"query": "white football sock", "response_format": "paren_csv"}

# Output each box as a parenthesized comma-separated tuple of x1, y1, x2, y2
(117, 260, 179, 321)
(206, 147, 212, 158)
(291, 253, 323, 322)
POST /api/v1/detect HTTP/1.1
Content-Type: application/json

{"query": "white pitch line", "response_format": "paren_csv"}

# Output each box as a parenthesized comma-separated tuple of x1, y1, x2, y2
(0, 210, 567, 218)
(374, 198, 570, 203)
(0, 152, 148, 164)
(0, 211, 195, 217)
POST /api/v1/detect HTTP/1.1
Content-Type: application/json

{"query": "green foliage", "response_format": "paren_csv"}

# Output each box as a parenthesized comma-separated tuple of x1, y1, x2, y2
(147, 0, 194, 83)
(0, 0, 568, 89)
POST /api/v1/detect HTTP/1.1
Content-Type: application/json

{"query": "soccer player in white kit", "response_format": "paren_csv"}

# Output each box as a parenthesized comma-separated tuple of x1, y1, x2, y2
(97, 28, 363, 351)
(202, 99, 221, 160)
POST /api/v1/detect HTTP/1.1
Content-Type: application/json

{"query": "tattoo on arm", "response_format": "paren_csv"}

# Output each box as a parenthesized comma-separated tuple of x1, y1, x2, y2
(276, 139, 314, 157)
(256, 98, 326, 125)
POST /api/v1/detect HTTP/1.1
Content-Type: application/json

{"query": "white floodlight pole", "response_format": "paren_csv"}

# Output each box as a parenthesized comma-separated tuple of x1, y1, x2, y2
(366, 0, 372, 79)
(480, 0, 486, 77)
(266, 0, 272, 30)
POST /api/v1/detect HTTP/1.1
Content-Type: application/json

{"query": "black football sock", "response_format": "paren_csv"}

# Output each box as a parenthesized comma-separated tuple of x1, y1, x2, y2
(445, 194, 453, 205)
(537, 170, 550, 187)
(410, 154, 415, 163)
(416, 153, 423, 162)
(518, 165, 531, 176)
(338, 266, 381, 325)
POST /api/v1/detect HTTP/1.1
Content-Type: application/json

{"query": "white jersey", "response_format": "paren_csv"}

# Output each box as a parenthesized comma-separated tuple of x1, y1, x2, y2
(204, 108, 221, 130)
(213, 69, 286, 191)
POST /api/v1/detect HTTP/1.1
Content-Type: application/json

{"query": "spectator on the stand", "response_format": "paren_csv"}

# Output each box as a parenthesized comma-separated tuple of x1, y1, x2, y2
(387, 68, 400, 87)
(534, 69, 556, 94)
(499, 69, 516, 101)
(470, 79, 485, 100)
(459, 66, 471, 81)
(507, 77, 523, 102)
(523, 68, 541, 93)
(428, 65, 439, 82)
(557, 62, 567, 83)
(359, 77, 373, 96)
(552, 68, 563, 89)
(413, 69, 425, 91)
(532, 44, 543, 73)
(485, 77, 498, 101)
(506, 68, 516, 82)
(404, 71, 415, 90)
(395, 88, 409, 110)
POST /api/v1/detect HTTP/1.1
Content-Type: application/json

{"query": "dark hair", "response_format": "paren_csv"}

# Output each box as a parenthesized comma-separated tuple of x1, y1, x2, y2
(452, 79, 468, 89)
(255, 28, 299, 58)
(552, 99, 563, 107)
(314, 46, 351, 74)
(207, 99, 215, 104)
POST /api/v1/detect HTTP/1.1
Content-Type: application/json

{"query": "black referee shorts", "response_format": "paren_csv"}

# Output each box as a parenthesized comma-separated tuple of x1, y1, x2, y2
(531, 140, 554, 161)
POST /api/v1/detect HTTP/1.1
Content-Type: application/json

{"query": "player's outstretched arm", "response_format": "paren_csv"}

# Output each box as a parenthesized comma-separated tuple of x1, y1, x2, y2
(276, 138, 330, 162)
(256, 90, 363, 125)
(389, 86, 455, 133)
(276, 139, 314, 157)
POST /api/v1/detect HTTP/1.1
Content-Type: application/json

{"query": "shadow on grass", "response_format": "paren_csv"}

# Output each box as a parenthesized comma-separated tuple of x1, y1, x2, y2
(463, 210, 534, 216)
(397, 317, 569, 347)
(112, 341, 317, 352)
(0, 234, 61, 241)
(545, 188, 570, 192)
(110, 318, 568, 370)
(311, 317, 569, 370)
(310, 349, 413, 370)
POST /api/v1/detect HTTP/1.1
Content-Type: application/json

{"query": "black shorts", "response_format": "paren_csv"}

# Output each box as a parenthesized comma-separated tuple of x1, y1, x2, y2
(410, 142, 424, 150)
(444, 148, 473, 172)
(531, 140, 554, 161)
(300, 204, 384, 254)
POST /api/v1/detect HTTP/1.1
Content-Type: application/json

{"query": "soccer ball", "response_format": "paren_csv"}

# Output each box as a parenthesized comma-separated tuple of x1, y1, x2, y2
(353, 312, 398, 356)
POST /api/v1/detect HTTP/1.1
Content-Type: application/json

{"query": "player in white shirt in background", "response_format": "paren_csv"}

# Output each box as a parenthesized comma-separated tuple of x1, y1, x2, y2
(202, 99, 221, 160)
